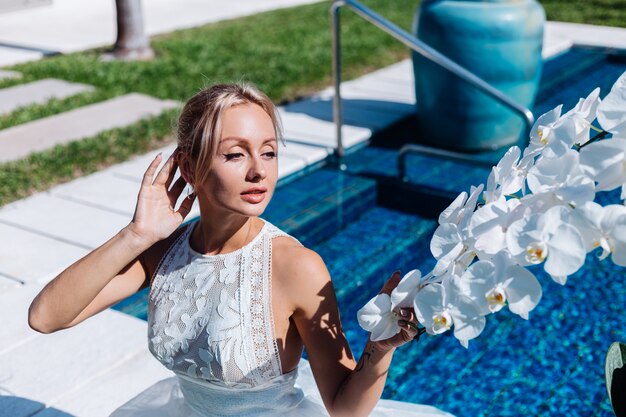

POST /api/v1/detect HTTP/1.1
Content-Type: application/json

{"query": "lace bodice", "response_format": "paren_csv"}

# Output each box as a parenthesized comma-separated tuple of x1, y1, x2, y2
(147, 219, 299, 388)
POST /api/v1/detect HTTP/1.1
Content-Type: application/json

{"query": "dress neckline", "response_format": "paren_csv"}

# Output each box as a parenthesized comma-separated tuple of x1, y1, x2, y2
(185, 218, 267, 259)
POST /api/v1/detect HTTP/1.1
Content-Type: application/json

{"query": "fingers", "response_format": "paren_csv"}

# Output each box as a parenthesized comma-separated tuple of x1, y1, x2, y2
(379, 271, 401, 295)
(397, 307, 419, 344)
(141, 153, 163, 188)
(176, 190, 196, 219)
(154, 149, 179, 187)
(168, 176, 188, 204)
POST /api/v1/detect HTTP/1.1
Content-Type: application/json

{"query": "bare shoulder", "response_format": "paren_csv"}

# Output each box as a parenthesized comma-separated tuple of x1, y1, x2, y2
(272, 237, 332, 309)
(272, 237, 328, 280)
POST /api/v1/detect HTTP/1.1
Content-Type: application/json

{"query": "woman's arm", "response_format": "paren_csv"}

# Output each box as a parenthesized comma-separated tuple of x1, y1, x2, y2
(280, 247, 415, 417)
(28, 151, 195, 333)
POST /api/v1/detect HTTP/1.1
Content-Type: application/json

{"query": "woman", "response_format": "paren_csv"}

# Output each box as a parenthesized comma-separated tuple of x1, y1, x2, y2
(28, 83, 453, 417)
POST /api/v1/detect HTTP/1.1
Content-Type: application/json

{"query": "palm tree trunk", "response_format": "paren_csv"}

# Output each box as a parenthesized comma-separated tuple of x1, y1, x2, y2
(112, 0, 154, 60)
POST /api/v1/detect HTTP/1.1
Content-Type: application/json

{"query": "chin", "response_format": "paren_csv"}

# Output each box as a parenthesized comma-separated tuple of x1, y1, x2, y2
(234, 200, 271, 218)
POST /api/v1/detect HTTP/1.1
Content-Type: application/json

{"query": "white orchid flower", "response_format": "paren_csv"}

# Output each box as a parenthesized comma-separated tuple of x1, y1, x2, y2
(597, 70, 626, 136)
(571, 202, 626, 266)
(413, 280, 485, 348)
(506, 205, 586, 284)
(431, 185, 484, 276)
(469, 198, 526, 259)
(438, 184, 484, 227)
(390, 269, 430, 310)
(484, 146, 534, 203)
(525, 149, 595, 210)
(580, 137, 626, 199)
(527, 105, 577, 158)
(458, 252, 542, 319)
(357, 293, 401, 342)
(563, 87, 601, 146)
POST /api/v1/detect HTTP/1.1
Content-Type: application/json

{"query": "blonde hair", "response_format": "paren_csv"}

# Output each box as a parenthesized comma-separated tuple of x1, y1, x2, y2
(177, 83, 282, 188)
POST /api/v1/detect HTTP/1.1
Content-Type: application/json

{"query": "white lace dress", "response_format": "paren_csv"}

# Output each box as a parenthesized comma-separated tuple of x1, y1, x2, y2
(109, 219, 454, 417)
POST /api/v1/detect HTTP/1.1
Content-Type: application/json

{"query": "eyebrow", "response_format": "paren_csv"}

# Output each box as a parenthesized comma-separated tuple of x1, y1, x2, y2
(220, 137, 277, 144)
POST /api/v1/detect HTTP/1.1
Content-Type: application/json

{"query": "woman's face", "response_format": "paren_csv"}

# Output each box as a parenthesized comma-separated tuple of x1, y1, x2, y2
(199, 102, 278, 217)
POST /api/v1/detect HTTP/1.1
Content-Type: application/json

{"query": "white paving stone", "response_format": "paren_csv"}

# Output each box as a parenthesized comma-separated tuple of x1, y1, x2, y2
(0, 93, 180, 164)
(365, 60, 415, 84)
(0, 223, 87, 284)
(0, 309, 148, 406)
(280, 110, 371, 149)
(51, 171, 142, 217)
(0, 45, 42, 67)
(546, 21, 626, 51)
(0, 284, 41, 355)
(317, 82, 415, 110)
(0, 275, 22, 291)
(278, 153, 307, 178)
(284, 97, 408, 131)
(49, 350, 171, 417)
(0, 194, 130, 250)
(282, 141, 330, 165)
(0, 70, 21, 80)
(0, 79, 94, 116)
(109, 144, 177, 182)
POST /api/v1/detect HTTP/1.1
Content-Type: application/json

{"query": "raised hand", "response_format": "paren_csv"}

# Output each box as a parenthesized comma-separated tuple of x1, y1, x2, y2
(127, 149, 196, 247)
(371, 272, 422, 352)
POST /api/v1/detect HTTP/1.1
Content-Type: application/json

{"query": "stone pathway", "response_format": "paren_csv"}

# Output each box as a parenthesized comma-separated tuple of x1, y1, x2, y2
(0, 93, 179, 163)
(0, 78, 93, 116)
(1, 20, 626, 417)
(0, 69, 21, 80)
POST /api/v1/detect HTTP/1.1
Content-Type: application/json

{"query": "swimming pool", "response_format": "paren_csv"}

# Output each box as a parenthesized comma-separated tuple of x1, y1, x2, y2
(113, 46, 626, 416)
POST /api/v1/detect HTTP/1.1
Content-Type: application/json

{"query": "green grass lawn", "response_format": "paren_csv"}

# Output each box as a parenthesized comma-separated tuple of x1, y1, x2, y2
(0, 0, 415, 206)
(0, 0, 625, 206)
(541, 0, 626, 27)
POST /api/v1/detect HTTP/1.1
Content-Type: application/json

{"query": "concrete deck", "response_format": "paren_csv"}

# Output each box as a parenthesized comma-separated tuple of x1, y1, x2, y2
(1, 12, 625, 417)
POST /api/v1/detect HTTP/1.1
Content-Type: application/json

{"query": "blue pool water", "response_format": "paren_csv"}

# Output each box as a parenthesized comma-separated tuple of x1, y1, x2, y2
(113, 46, 626, 416)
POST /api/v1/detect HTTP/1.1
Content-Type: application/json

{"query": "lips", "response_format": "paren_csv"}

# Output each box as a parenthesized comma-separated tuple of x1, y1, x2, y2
(241, 187, 267, 204)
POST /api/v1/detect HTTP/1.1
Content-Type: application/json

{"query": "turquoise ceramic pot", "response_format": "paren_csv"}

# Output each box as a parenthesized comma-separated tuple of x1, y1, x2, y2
(412, 0, 545, 151)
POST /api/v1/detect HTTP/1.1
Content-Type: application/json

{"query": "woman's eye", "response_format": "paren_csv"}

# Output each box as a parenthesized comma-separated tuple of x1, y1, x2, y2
(263, 151, 276, 159)
(224, 153, 243, 161)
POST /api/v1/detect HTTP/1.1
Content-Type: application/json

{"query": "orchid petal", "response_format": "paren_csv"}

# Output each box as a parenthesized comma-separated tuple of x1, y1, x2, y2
(597, 71, 626, 135)
(390, 269, 423, 310)
(439, 191, 467, 225)
(449, 295, 485, 348)
(413, 283, 446, 333)
(357, 293, 402, 342)
(503, 265, 542, 319)
(545, 223, 586, 282)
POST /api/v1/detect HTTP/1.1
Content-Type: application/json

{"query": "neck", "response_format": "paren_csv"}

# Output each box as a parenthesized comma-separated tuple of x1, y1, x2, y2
(191, 208, 261, 256)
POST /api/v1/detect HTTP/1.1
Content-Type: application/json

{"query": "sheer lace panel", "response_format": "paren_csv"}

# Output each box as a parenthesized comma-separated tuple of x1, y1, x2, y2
(148, 220, 299, 388)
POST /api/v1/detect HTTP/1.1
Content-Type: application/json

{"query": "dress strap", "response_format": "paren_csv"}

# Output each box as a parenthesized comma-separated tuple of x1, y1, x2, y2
(263, 221, 302, 246)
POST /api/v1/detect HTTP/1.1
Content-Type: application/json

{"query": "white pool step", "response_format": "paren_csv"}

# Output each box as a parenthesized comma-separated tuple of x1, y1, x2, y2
(0, 45, 42, 68)
(0, 69, 21, 80)
(0, 93, 179, 164)
(0, 78, 94, 116)
(0, 284, 158, 417)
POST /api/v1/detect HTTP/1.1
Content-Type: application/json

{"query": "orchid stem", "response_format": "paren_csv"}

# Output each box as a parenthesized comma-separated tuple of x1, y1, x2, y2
(576, 129, 609, 150)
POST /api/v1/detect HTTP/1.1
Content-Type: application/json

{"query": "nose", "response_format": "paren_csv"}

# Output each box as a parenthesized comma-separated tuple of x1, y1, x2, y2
(246, 154, 267, 182)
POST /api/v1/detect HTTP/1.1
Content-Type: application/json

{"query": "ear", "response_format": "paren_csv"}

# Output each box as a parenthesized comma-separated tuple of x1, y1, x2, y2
(176, 151, 195, 186)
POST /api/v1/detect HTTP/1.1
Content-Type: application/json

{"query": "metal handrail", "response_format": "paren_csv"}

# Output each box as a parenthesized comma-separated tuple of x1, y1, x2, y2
(331, 0, 535, 161)
(398, 144, 495, 182)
